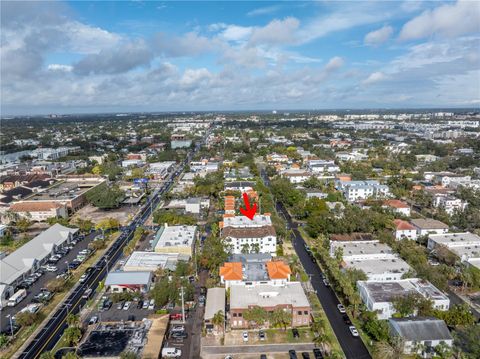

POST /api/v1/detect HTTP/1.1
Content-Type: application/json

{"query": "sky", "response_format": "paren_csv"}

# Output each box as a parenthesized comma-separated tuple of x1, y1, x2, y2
(1, 0, 480, 115)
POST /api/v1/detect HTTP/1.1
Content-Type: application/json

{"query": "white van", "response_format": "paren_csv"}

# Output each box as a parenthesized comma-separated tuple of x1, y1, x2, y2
(7, 289, 27, 307)
(161, 347, 181, 358)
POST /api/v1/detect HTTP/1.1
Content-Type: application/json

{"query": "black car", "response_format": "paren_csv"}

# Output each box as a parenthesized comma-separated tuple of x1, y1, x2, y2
(342, 314, 352, 325)
(289, 350, 298, 359)
(260, 355, 267, 359)
(301, 353, 310, 359)
(127, 315, 135, 321)
(312, 349, 324, 359)
(16, 281, 31, 290)
(171, 331, 188, 339)
(1, 324, 20, 336)
(292, 328, 300, 339)
(68, 261, 81, 270)
(137, 300, 143, 309)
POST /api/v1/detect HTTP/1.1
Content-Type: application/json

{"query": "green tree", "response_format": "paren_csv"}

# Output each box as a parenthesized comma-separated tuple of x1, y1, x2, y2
(0, 334, 9, 348)
(15, 312, 38, 327)
(64, 327, 82, 346)
(392, 293, 422, 317)
(86, 183, 124, 209)
(243, 306, 268, 327)
(212, 310, 224, 330)
(75, 218, 94, 233)
(39, 352, 55, 359)
(120, 351, 138, 359)
(16, 217, 31, 233)
(61, 351, 80, 359)
(269, 309, 291, 330)
(438, 304, 475, 327)
(454, 324, 480, 359)
(66, 313, 80, 327)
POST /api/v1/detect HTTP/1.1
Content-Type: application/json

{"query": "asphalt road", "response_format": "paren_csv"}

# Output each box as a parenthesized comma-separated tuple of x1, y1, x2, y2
(0, 231, 97, 333)
(261, 170, 371, 359)
(16, 135, 207, 359)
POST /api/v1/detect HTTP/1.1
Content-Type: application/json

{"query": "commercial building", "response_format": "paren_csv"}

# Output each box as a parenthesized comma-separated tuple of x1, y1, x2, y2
(427, 232, 480, 270)
(389, 318, 453, 355)
(10, 201, 68, 222)
(222, 214, 272, 228)
(330, 240, 411, 281)
(0, 224, 78, 308)
(123, 251, 190, 272)
(152, 225, 197, 257)
(204, 287, 226, 334)
(336, 180, 390, 202)
(104, 271, 153, 293)
(163, 197, 210, 214)
(307, 160, 340, 174)
(229, 282, 311, 329)
(219, 253, 291, 289)
(224, 181, 255, 192)
(410, 218, 449, 236)
(147, 161, 176, 179)
(357, 279, 450, 319)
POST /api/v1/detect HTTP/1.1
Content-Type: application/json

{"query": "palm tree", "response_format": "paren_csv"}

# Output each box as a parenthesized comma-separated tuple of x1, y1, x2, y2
(39, 352, 55, 359)
(212, 310, 224, 330)
(66, 313, 79, 327)
(64, 327, 82, 347)
(269, 309, 291, 331)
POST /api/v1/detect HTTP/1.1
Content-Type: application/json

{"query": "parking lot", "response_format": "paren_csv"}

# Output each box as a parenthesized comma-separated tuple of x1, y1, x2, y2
(0, 231, 96, 334)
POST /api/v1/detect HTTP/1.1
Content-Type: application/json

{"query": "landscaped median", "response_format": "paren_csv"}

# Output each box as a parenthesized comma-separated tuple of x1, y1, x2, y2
(2, 231, 120, 359)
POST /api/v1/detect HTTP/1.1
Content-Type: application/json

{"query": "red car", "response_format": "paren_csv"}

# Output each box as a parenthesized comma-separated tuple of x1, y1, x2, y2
(170, 313, 183, 321)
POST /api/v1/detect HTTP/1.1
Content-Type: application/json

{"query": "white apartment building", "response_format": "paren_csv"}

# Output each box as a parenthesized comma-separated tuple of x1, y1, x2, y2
(222, 225, 277, 256)
(336, 180, 390, 202)
(307, 160, 340, 174)
(427, 232, 480, 270)
(393, 220, 418, 241)
(223, 215, 272, 228)
(330, 240, 412, 281)
(410, 218, 449, 236)
(281, 169, 311, 184)
(148, 161, 176, 179)
(153, 225, 197, 257)
(358, 278, 450, 319)
(433, 194, 468, 215)
(335, 151, 369, 162)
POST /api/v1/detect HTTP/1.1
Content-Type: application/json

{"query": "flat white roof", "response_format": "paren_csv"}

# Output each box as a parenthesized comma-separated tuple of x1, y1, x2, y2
(124, 251, 190, 271)
(223, 215, 272, 228)
(105, 271, 152, 286)
(331, 240, 393, 257)
(204, 287, 226, 321)
(230, 282, 310, 309)
(154, 225, 197, 249)
(345, 257, 411, 276)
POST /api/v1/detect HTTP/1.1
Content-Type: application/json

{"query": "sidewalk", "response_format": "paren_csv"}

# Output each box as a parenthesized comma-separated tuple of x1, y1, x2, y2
(201, 342, 316, 356)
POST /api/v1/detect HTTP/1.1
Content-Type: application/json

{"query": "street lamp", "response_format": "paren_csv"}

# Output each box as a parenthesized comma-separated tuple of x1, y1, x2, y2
(6, 314, 14, 337)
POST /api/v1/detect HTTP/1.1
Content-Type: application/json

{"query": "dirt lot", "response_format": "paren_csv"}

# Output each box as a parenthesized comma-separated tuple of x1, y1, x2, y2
(70, 204, 140, 226)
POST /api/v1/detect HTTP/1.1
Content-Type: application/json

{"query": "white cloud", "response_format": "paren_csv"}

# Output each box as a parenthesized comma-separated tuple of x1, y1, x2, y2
(249, 17, 300, 46)
(363, 72, 387, 85)
(247, 5, 282, 17)
(66, 21, 122, 54)
(219, 25, 252, 42)
(364, 25, 393, 46)
(399, 0, 480, 40)
(324, 56, 344, 72)
(179, 68, 212, 86)
(47, 64, 73, 72)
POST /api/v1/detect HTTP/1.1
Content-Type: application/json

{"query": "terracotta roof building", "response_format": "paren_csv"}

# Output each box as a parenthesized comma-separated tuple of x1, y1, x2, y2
(394, 219, 418, 240)
(10, 201, 68, 222)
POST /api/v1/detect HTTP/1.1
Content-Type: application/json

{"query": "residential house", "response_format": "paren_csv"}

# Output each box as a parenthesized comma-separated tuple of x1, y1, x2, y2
(410, 219, 449, 236)
(394, 219, 418, 240)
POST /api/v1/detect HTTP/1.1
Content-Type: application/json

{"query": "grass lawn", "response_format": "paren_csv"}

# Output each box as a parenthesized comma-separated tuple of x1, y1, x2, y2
(0, 232, 120, 358)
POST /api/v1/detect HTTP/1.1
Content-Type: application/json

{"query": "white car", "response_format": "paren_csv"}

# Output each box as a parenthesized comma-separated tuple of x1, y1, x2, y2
(88, 316, 98, 325)
(148, 299, 155, 310)
(123, 301, 131, 310)
(242, 331, 248, 342)
(45, 265, 58, 272)
(79, 274, 88, 283)
(349, 325, 359, 337)
(337, 304, 346, 313)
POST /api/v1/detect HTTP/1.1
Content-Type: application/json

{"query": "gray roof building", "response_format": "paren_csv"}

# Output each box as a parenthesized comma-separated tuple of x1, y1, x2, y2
(389, 317, 453, 342)
(204, 287, 226, 322)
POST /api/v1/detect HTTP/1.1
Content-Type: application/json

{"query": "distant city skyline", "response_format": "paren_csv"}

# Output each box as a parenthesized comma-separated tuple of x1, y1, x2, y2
(1, 0, 479, 115)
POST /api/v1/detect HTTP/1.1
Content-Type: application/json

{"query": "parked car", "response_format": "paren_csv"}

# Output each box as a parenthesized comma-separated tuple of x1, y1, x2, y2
(127, 315, 135, 321)
(337, 304, 346, 313)
(342, 314, 352, 325)
(170, 325, 185, 333)
(312, 348, 324, 359)
(170, 313, 183, 321)
(171, 331, 188, 339)
(322, 279, 330, 287)
(148, 299, 155, 310)
(79, 273, 88, 283)
(259, 330, 265, 341)
(142, 300, 149, 309)
(123, 301, 131, 310)
(292, 328, 300, 339)
(289, 350, 298, 359)
(137, 300, 143, 309)
(117, 301, 124, 310)
(301, 353, 310, 359)
(349, 325, 359, 337)
(242, 331, 248, 342)
(161, 347, 181, 358)
(45, 265, 58, 272)
(88, 316, 98, 325)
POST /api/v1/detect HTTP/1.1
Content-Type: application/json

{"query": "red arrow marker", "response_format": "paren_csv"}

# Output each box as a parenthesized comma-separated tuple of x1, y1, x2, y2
(239, 192, 257, 220)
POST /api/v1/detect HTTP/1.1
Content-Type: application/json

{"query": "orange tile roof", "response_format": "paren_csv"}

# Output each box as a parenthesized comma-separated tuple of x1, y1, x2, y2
(394, 219, 416, 231)
(11, 202, 64, 212)
(384, 199, 409, 209)
(219, 262, 243, 281)
(266, 261, 292, 280)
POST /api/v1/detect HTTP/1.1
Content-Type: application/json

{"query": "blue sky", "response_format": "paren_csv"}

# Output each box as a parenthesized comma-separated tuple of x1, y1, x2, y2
(1, 1, 479, 115)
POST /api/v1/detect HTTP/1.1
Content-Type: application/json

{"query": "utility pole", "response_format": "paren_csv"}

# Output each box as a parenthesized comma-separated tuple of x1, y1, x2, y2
(180, 286, 185, 324)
